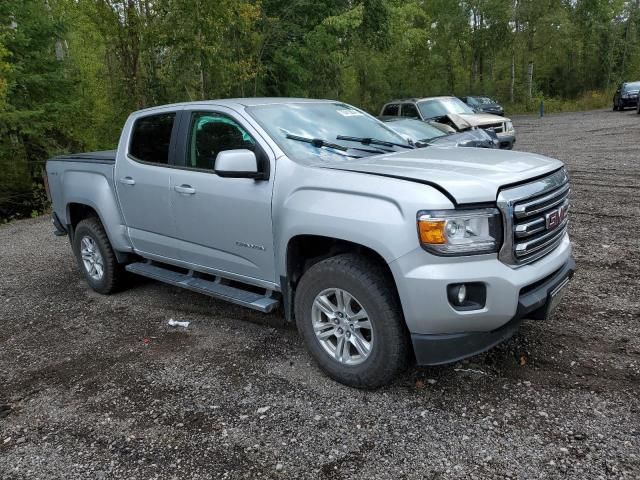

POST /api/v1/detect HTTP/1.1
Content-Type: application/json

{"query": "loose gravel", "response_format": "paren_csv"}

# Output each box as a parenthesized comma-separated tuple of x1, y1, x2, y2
(1, 109, 639, 479)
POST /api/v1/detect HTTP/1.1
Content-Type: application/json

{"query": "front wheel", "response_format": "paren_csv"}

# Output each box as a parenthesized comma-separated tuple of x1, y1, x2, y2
(294, 254, 410, 388)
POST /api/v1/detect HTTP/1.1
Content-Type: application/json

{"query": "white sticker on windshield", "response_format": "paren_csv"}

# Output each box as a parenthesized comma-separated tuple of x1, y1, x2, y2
(336, 109, 364, 117)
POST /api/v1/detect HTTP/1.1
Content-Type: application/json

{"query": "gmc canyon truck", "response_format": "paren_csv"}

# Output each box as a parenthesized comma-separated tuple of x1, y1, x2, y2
(46, 98, 574, 388)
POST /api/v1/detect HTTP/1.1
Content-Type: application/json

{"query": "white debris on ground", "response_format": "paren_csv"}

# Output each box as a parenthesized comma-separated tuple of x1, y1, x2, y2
(167, 319, 190, 328)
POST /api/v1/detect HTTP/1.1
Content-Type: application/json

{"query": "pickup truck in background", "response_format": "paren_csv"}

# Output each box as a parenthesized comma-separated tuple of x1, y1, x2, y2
(46, 98, 574, 388)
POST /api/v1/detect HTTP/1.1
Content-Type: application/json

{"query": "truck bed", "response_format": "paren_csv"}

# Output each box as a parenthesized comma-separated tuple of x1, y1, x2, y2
(46, 150, 125, 250)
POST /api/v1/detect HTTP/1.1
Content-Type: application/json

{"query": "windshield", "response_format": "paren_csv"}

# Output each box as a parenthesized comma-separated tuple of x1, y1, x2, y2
(246, 102, 409, 163)
(417, 98, 475, 119)
(384, 119, 446, 142)
(623, 82, 640, 91)
(474, 96, 497, 105)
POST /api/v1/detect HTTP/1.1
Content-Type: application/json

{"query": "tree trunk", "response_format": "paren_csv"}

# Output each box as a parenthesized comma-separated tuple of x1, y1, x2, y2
(510, 54, 515, 103)
(527, 61, 533, 100)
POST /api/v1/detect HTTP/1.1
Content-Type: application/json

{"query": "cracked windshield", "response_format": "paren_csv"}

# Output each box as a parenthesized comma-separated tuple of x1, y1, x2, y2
(247, 102, 412, 163)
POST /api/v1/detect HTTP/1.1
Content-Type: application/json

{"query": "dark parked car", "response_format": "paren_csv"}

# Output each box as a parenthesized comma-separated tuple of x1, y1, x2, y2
(461, 95, 505, 116)
(381, 117, 498, 149)
(613, 81, 640, 110)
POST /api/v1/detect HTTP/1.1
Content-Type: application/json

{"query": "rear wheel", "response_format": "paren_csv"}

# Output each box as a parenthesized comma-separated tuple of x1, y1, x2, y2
(73, 217, 126, 294)
(294, 254, 410, 388)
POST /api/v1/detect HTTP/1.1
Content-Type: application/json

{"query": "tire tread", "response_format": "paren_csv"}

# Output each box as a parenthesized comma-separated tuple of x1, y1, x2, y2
(295, 253, 410, 389)
(73, 217, 125, 294)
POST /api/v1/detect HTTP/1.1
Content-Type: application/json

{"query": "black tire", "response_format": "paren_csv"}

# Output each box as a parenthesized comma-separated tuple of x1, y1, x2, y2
(73, 217, 125, 294)
(636, 102, 640, 114)
(294, 253, 410, 389)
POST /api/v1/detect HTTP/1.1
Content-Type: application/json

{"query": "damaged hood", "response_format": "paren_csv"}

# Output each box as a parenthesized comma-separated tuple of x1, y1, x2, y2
(458, 112, 510, 126)
(320, 147, 563, 204)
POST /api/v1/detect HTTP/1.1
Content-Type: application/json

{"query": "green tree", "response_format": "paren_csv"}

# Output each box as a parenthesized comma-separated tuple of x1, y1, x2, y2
(0, 0, 79, 219)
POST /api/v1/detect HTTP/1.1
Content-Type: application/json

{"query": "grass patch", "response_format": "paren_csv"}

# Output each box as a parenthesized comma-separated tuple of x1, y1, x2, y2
(506, 90, 614, 115)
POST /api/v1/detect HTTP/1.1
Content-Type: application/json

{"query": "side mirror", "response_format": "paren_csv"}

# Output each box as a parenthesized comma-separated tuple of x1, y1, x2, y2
(214, 149, 262, 179)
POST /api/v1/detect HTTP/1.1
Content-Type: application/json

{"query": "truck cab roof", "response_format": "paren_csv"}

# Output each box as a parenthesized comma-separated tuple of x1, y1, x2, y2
(132, 97, 337, 116)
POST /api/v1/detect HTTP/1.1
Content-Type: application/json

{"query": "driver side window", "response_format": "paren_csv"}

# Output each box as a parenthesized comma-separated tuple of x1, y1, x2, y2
(188, 112, 256, 171)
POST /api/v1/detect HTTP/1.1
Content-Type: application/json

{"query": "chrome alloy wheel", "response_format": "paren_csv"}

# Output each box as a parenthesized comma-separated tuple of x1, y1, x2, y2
(80, 236, 104, 281)
(311, 288, 373, 365)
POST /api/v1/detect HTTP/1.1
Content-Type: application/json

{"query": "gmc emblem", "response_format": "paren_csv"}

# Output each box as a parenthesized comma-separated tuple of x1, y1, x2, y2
(545, 203, 569, 230)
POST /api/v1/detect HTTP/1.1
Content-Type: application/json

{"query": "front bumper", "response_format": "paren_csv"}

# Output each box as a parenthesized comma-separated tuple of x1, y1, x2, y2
(389, 233, 573, 364)
(620, 96, 638, 108)
(496, 132, 515, 149)
(410, 257, 575, 365)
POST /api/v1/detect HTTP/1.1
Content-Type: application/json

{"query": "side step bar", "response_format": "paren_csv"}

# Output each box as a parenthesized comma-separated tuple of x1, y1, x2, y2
(125, 262, 279, 313)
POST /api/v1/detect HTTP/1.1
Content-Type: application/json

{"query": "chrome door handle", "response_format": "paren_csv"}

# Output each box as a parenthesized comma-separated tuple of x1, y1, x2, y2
(119, 176, 136, 186)
(174, 184, 196, 195)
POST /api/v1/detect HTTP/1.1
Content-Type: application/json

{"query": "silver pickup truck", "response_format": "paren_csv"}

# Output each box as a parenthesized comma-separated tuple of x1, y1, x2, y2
(46, 98, 574, 388)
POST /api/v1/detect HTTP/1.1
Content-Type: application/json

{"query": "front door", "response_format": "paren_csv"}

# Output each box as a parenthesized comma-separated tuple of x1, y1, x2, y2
(115, 110, 180, 260)
(170, 109, 276, 283)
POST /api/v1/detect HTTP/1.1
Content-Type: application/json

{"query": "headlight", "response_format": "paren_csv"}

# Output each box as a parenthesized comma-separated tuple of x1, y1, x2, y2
(505, 121, 514, 132)
(417, 208, 502, 255)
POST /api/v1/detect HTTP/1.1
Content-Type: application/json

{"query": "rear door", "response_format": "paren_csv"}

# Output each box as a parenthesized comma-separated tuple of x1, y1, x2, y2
(115, 110, 180, 259)
(169, 107, 276, 284)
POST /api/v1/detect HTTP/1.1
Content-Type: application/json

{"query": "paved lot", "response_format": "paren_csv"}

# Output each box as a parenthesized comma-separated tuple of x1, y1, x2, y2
(1, 109, 639, 479)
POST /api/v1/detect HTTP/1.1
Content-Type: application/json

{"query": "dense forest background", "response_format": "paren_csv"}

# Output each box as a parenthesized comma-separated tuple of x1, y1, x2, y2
(1, 0, 640, 221)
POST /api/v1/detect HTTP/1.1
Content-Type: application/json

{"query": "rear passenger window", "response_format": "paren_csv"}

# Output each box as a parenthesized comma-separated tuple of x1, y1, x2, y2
(129, 113, 176, 165)
(401, 103, 419, 118)
(382, 104, 399, 116)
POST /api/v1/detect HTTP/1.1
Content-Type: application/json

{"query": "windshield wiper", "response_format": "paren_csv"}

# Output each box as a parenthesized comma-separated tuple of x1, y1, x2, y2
(336, 135, 414, 149)
(284, 133, 392, 159)
(286, 133, 349, 151)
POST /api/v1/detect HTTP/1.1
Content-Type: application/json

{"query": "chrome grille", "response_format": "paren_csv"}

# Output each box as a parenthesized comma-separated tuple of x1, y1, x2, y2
(483, 122, 504, 133)
(497, 169, 570, 266)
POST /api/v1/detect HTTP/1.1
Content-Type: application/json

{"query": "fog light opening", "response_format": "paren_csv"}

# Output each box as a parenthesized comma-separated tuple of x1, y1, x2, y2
(447, 282, 487, 311)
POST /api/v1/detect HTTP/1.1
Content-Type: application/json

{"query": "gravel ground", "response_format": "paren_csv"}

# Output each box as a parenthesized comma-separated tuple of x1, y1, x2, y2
(1, 109, 639, 479)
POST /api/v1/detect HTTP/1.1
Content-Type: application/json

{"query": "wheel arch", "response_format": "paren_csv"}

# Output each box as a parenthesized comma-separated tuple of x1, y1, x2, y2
(281, 234, 401, 323)
(66, 201, 131, 264)
(59, 170, 133, 259)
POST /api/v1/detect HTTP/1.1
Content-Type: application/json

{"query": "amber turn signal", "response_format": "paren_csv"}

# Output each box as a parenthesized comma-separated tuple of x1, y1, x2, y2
(418, 220, 447, 244)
